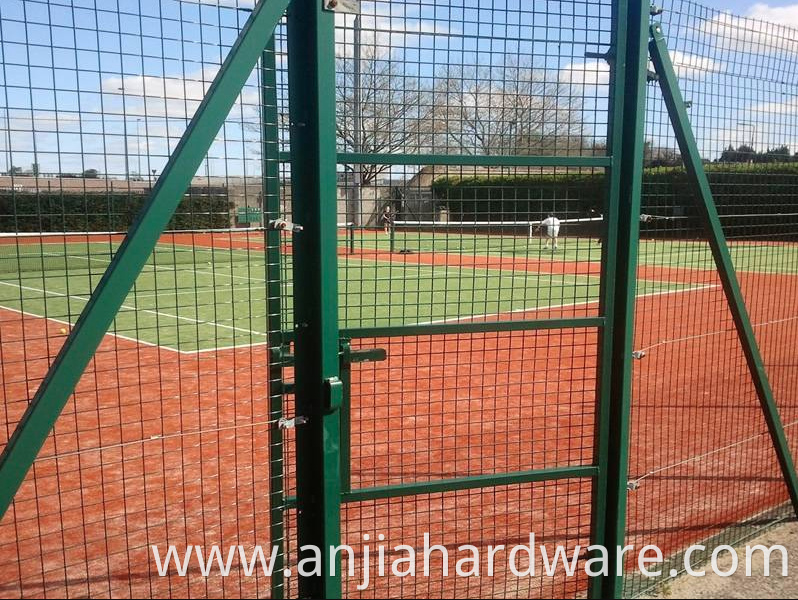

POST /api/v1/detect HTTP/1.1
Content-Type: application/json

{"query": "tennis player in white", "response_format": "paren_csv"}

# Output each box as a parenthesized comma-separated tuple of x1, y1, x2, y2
(539, 213, 561, 250)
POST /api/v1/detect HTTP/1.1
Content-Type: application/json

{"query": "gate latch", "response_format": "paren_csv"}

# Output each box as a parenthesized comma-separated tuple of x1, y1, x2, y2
(325, 377, 344, 411)
(340, 340, 388, 365)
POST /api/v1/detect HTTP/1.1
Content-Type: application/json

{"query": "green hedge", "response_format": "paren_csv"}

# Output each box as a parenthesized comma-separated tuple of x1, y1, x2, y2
(0, 187, 233, 233)
(431, 163, 798, 239)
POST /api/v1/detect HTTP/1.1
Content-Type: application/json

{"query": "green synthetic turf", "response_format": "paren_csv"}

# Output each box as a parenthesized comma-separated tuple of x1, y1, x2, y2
(1, 234, 787, 351)
(352, 231, 798, 274)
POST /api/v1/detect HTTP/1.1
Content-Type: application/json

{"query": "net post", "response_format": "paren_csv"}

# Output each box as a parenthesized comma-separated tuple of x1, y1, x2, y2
(0, 0, 291, 522)
(590, 1, 650, 598)
(287, 1, 343, 597)
(649, 22, 798, 517)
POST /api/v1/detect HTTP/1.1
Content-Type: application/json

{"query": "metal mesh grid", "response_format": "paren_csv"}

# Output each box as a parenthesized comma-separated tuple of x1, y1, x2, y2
(325, 1, 613, 597)
(1, 0, 797, 598)
(625, 1, 798, 596)
(0, 0, 280, 597)
(336, 166, 609, 329)
(338, 480, 594, 599)
(334, 0, 613, 159)
(347, 333, 598, 491)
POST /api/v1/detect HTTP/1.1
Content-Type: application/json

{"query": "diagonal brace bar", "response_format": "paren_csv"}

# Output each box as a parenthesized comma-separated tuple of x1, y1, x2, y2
(0, 0, 291, 521)
(649, 22, 798, 516)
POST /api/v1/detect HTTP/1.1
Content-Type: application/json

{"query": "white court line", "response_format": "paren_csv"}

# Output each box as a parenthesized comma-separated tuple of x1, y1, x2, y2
(342, 257, 600, 286)
(412, 283, 721, 327)
(0, 249, 722, 355)
(0, 304, 182, 354)
(637, 313, 798, 353)
(0, 303, 271, 356)
(51, 251, 273, 285)
(0, 280, 266, 340)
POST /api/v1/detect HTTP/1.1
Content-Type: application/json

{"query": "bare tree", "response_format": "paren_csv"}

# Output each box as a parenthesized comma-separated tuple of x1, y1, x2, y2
(431, 62, 586, 156)
(336, 49, 434, 186)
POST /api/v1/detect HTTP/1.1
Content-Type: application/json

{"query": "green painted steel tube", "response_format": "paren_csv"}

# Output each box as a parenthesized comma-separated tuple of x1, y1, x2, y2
(0, 0, 290, 522)
(287, 2, 343, 597)
(337, 152, 613, 168)
(342, 465, 599, 503)
(650, 23, 798, 516)
(283, 464, 599, 508)
(341, 316, 604, 340)
(277, 150, 612, 168)
(591, 2, 650, 598)
(339, 341, 353, 494)
(262, 37, 287, 600)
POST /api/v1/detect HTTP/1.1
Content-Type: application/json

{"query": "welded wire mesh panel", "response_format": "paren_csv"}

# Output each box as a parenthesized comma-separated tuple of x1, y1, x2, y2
(337, 166, 610, 328)
(625, 1, 798, 596)
(334, 0, 613, 158)
(346, 333, 598, 490)
(0, 1, 285, 597)
(329, 1, 614, 599)
(338, 480, 593, 599)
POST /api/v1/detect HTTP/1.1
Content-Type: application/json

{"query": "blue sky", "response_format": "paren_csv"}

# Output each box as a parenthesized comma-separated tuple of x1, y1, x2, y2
(2, 0, 798, 178)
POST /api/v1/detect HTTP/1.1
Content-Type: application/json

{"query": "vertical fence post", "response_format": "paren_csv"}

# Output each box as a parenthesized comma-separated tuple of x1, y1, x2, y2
(287, 1, 343, 597)
(262, 36, 288, 600)
(649, 23, 798, 516)
(591, 1, 650, 597)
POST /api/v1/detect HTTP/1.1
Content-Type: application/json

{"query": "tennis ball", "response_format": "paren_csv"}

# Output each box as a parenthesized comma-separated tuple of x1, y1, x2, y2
(59, 327, 68, 335)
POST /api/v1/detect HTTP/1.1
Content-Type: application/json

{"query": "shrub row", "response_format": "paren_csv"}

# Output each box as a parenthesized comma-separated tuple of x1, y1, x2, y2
(431, 164, 798, 239)
(0, 187, 233, 233)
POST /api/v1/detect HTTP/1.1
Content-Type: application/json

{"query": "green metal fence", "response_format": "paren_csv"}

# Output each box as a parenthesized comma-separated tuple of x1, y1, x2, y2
(0, 0, 796, 598)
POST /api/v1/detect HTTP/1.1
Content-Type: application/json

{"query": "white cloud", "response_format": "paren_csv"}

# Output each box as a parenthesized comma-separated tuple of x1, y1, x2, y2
(101, 67, 260, 121)
(668, 51, 721, 79)
(704, 4, 798, 55)
(559, 61, 610, 86)
(753, 96, 798, 116)
(747, 3, 798, 27)
(560, 52, 719, 86)
(334, 13, 448, 59)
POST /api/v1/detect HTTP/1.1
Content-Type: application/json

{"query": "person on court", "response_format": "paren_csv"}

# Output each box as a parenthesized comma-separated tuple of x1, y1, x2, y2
(379, 205, 394, 236)
(537, 213, 561, 250)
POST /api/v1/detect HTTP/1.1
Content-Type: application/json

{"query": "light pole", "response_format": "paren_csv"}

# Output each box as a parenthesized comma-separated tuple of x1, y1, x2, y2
(136, 118, 142, 178)
(118, 87, 130, 179)
(352, 13, 362, 227)
(2, 108, 12, 174)
(737, 120, 756, 162)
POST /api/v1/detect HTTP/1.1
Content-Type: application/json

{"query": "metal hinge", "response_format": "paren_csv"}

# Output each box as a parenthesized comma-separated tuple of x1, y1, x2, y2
(268, 218, 303, 233)
(278, 416, 308, 430)
(584, 49, 615, 64)
(323, 0, 360, 13)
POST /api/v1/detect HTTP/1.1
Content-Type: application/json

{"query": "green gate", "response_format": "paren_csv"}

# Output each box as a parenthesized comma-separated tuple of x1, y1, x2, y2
(1, 1, 798, 598)
(270, 1, 651, 596)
